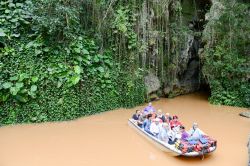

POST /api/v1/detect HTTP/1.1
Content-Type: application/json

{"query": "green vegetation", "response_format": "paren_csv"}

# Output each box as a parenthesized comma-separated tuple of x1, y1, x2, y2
(0, 0, 249, 125)
(202, 1, 250, 107)
(0, 0, 145, 125)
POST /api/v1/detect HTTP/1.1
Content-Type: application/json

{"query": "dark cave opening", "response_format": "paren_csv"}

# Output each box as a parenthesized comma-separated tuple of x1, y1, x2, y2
(180, 0, 212, 95)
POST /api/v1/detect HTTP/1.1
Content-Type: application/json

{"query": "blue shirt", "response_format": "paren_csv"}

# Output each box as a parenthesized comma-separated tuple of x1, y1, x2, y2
(143, 119, 151, 131)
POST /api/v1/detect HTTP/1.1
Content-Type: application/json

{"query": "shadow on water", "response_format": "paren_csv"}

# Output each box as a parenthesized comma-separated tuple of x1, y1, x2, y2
(175, 153, 213, 162)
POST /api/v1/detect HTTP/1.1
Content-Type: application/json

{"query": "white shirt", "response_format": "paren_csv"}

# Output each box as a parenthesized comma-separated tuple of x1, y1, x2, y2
(158, 126, 169, 142)
(150, 122, 160, 135)
(167, 130, 177, 141)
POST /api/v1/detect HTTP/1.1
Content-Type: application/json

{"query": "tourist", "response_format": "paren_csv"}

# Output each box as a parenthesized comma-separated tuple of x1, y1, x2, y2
(165, 113, 172, 120)
(143, 114, 154, 135)
(157, 109, 166, 122)
(167, 126, 178, 145)
(180, 126, 189, 141)
(170, 115, 182, 129)
(188, 122, 205, 140)
(132, 110, 140, 120)
(158, 123, 170, 142)
(143, 102, 156, 114)
(165, 113, 172, 124)
(137, 111, 145, 128)
(150, 118, 161, 137)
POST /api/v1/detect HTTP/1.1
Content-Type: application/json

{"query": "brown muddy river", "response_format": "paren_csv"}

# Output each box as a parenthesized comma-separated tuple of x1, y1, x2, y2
(0, 93, 249, 166)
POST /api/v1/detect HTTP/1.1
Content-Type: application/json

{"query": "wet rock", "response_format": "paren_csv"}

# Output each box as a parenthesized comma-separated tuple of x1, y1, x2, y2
(163, 86, 171, 96)
(178, 35, 195, 74)
(163, 36, 201, 97)
(144, 73, 160, 95)
(204, 0, 224, 22)
(149, 93, 160, 101)
(239, 111, 250, 118)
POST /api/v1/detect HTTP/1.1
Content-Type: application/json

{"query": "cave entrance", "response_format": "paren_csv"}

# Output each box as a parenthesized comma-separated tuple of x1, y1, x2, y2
(179, 0, 212, 95)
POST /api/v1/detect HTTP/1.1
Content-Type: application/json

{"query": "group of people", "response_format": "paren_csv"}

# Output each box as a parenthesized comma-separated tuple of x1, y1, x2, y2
(131, 102, 205, 145)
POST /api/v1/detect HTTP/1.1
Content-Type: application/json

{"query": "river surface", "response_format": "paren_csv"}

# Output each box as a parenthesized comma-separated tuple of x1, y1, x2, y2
(0, 93, 249, 166)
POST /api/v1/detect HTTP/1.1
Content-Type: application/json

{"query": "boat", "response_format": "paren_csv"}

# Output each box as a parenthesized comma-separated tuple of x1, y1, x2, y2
(128, 118, 217, 157)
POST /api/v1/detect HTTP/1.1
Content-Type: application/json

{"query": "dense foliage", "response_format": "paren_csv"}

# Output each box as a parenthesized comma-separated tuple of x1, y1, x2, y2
(0, 0, 249, 125)
(202, 1, 250, 107)
(0, 0, 145, 125)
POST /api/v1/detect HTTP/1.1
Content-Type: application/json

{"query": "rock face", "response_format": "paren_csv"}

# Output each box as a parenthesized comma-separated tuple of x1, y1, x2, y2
(163, 0, 212, 97)
(239, 111, 250, 118)
(144, 73, 160, 95)
(177, 35, 201, 95)
(204, 0, 224, 22)
(164, 35, 202, 97)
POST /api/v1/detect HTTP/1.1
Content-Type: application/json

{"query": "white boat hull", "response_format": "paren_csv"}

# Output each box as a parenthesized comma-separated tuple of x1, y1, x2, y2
(128, 119, 216, 157)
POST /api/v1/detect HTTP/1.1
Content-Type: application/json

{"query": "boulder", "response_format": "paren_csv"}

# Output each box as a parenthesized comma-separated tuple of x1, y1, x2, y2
(163, 86, 171, 96)
(239, 111, 250, 118)
(149, 93, 160, 101)
(144, 73, 161, 95)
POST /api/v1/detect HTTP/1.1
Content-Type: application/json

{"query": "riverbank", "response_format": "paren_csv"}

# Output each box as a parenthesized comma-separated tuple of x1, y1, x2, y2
(0, 93, 249, 166)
